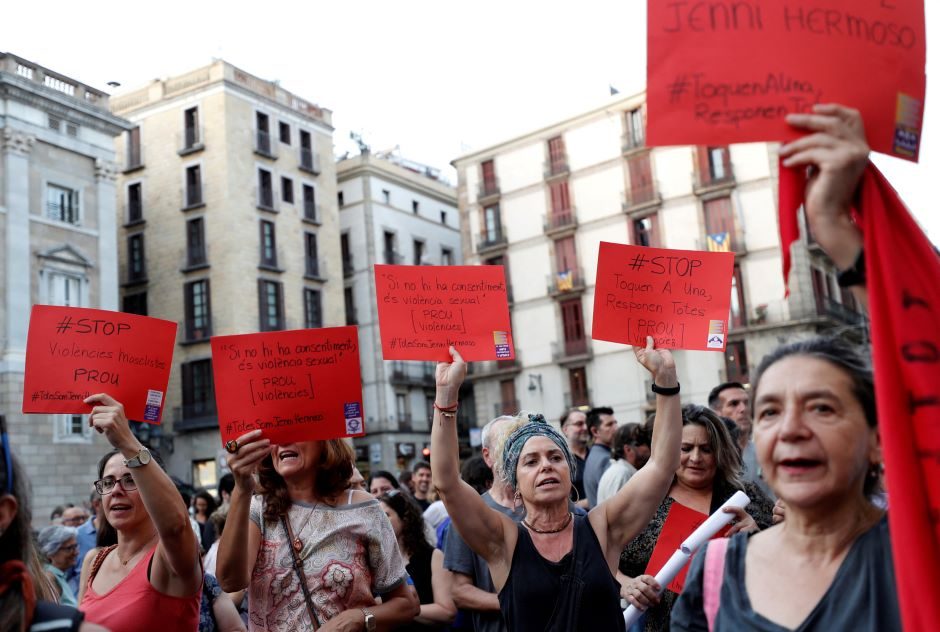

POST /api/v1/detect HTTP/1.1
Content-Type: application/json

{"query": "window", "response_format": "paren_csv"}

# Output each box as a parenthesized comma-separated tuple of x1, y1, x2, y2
(337, 191, 345, 207)
(441, 247, 453, 266)
(184, 107, 199, 148)
(396, 393, 410, 427)
(181, 359, 215, 419)
(560, 298, 586, 355)
(383, 231, 398, 264)
(127, 183, 143, 223)
(413, 240, 425, 265)
(697, 146, 732, 184)
(481, 159, 497, 196)
(192, 459, 218, 490)
(281, 177, 294, 204)
(499, 379, 517, 415)
(568, 367, 590, 407)
(547, 136, 566, 173)
(258, 280, 284, 331)
(305, 232, 319, 277)
(258, 168, 274, 209)
(186, 217, 206, 267)
(549, 181, 571, 216)
(703, 196, 736, 251)
(127, 234, 146, 282)
(299, 130, 315, 171)
(730, 264, 746, 328)
(47, 272, 82, 306)
(127, 126, 142, 168)
(185, 165, 202, 207)
(632, 214, 659, 248)
(304, 288, 323, 328)
(302, 184, 317, 221)
(341, 233, 353, 277)
(440, 210, 447, 224)
(483, 204, 502, 242)
(554, 236, 577, 274)
(122, 292, 147, 316)
(260, 220, 277, 267)
(46, 184, 79, 224)
(256, 112, 271, 154)
(412, 200, 419, 214)
(55, 414, 90, 444)
(382, 189, 391, 204)
(344, 287, 357, 325)
(627, 153, 655, 204)
(724, 341, 749, 383)
(625, 107, 644, 148)
(279, 121, 291, 144)
(184, 280, 212, 340)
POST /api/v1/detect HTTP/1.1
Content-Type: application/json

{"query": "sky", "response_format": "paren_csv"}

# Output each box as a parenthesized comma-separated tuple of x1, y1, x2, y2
(3, 0, 937, 241)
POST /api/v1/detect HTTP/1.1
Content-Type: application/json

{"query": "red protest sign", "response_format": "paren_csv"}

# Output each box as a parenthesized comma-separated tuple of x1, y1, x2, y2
(211, 326, 364, 446)
(375, 265, 514, 362)
(647, 0, 926, 161)
(591, 242, 734, 351)
(644, 501, 729, 594)
(23, 305, 176, 423)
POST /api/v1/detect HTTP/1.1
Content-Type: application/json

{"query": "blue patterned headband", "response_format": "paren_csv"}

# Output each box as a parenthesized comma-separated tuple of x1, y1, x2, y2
(502, 413, 574, 491)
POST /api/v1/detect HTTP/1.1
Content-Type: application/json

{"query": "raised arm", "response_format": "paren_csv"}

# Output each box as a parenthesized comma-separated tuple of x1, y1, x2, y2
(589, 337, 682, 568)
(215, 430, 269, 592)
(431, 347, 514, 574)
(781, 103, 870, 309)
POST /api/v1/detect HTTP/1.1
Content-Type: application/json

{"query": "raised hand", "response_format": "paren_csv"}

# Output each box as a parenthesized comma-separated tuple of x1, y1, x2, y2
(226, 429, 272, 492)
(632, 336, 678, 386)
(435, 346, 467, 405)
(85, 393, 137, 452)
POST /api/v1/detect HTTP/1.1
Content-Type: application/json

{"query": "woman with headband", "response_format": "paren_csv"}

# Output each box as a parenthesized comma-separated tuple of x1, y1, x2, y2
(430, 337, 682, 631)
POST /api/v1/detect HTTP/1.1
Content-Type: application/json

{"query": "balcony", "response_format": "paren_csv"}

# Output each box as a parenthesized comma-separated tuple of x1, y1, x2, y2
(551, 338, 592, 365)
(172, 403, 217, 432)
(178, 127, 204, 156)
(818, 296, 867, 328)
(622, 132, 646, 155)
(543, 208, 578, 237)
(546, 267, 586, 298)
(696, 232, 744, 254)
(345, 307, 358, 326)
(494, 399, 520, 417)
(476, 229, 508, 255)
(622, 183, 663, 215)
(383, 249, 404, 265)
(299, 148, 321, 174)
(543, 158, 570, 180)
(304, 259, 328, 282)
(342, 258, 354, 278)
(466, 356, 522, 381)
(478, 179, 500, 202)
(255, 130, 277, 159)
(125, 145, 144, 172)
(395, 413, 413, 433)
(388, 361, 437, 387)
(693, 170, 736, 197)
(184, 184, 203, 210)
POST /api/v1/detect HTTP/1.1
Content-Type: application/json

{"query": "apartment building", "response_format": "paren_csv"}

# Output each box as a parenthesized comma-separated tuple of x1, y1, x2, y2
(452, 92, 866, 430)
(111, 61, 341, 486)
(0, 53, 132, 523)
(337, 150, 461, 472)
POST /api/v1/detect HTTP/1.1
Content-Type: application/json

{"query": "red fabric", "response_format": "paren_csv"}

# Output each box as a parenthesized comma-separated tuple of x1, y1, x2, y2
(81, 546, 201, 632)
(778, 163, 940, 631)
(0, 560, 36, 625)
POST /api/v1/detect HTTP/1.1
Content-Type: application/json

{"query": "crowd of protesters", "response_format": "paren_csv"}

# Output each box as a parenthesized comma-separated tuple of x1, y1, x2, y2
(0, 104, 908, 631)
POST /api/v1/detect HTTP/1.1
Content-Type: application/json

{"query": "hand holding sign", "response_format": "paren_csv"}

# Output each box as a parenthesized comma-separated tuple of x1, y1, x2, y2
(86, 393, 139, 454)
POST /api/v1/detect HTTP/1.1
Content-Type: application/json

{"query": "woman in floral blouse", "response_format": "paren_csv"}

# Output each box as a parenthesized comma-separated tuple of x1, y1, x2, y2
(216, 430, 418, 631)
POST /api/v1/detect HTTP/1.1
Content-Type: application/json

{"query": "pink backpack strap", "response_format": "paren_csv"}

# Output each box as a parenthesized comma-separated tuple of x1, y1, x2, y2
(703, 537, 730, 632)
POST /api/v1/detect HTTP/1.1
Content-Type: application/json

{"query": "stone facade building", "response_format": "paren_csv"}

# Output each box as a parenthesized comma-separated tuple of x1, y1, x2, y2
(336, 150, 460, 473)
(110, 61, 341, 488)
(0, 53, 132, 523)
(452, 92, 866, 430)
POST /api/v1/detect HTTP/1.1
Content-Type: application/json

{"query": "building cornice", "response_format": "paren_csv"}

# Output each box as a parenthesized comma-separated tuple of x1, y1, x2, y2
(338, 154, 456, 205)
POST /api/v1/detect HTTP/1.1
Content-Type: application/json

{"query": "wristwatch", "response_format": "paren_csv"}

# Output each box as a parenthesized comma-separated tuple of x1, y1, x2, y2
(361, 608, 376, 632)
(124, 447, 152, 468)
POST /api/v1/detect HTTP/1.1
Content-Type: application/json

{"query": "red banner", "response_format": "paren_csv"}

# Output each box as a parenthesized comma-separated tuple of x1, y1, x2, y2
(375, 265, 514, 361)
(592, 242, 734, 351)
(647, 0, 926, 161)
(22, 305, 176, 423)
(211, 327, 365, 446)
(644, 501, 729, 594)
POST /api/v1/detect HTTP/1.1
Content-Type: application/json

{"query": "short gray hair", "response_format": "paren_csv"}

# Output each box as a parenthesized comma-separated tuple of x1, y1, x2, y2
(481, 416, 515, 453)
(37, 525, 77, 558)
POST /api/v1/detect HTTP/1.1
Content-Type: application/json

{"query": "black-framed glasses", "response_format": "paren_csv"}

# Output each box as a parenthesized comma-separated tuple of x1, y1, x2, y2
(94, 473, 137, 495)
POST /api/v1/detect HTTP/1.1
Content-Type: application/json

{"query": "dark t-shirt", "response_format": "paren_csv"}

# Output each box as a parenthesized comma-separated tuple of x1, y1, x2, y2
(672, 516, 900, 632)
(415, 497, 432, 511)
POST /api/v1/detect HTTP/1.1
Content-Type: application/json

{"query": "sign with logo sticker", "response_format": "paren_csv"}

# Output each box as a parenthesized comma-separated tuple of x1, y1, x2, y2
(23, 305, 176, 423)
(375, 264, 515, 361)
(647, 0, 926, 161)
(592, 242, 735, 352)
(211, 326, 364, 445)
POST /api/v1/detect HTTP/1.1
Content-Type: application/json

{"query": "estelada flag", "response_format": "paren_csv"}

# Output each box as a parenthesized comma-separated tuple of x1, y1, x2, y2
(779, 163, 940, 631)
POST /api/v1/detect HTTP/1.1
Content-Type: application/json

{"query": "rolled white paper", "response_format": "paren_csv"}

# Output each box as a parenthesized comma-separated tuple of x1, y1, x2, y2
(622, 490, 751, 627)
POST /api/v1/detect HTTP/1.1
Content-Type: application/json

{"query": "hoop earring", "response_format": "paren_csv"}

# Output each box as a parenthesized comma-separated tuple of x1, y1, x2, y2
(569, 485, 581, 505)
(513, 490, 522, 510)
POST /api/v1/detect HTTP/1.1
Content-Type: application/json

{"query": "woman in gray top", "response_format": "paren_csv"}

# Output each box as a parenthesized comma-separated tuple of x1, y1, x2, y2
(672, 103, 900, 631)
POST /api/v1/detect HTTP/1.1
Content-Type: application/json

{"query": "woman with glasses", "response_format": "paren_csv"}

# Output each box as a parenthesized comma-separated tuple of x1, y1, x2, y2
(38, 525, 80, 607)
(78, 393, 202, 631)
(618, 404, 774, 631)
(378, 490, 456, 630)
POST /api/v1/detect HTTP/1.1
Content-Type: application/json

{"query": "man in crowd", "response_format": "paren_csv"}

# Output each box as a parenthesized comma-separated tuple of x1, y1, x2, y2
(583, 406, 619, 508)
(412, 461, 433, 510)
(560, 406, 591, 508)
(708, 382, 757, 480)
(596, 421, 651, 504)
(445, 416, 522, 632)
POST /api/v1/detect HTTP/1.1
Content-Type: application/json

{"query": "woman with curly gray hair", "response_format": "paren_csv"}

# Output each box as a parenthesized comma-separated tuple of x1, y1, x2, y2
(430, 337, 683, 631)
(38, 525, 80, 607)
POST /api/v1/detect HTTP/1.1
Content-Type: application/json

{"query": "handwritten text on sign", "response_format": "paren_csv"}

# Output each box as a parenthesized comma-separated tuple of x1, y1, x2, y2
(375, 265, 514, 361)
(592, 243, 734, 351)
(647, 0, 926, 160)
(22, 305, 176, 423)
(211, 326, 364, 446)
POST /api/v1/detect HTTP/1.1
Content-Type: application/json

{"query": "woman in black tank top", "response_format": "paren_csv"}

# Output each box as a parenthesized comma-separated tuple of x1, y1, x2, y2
(429, 339, 684, 632)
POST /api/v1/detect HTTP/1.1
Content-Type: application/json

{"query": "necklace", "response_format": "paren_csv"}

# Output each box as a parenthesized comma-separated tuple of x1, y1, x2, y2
(117, 536, 156, 566)
(522, 512, 573, 534)
(289, 504, 318, 557)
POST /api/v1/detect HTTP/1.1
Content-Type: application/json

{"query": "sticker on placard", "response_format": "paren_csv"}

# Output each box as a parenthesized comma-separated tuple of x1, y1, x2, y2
(706, 321, 726, 349)
(344, 402, 363, 435)
(143, 389, 163, 422)
(493, 331, 511, 358)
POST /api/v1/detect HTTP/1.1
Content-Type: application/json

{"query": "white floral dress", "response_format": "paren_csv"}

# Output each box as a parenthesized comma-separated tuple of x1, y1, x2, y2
(248, 495, 406, 631)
